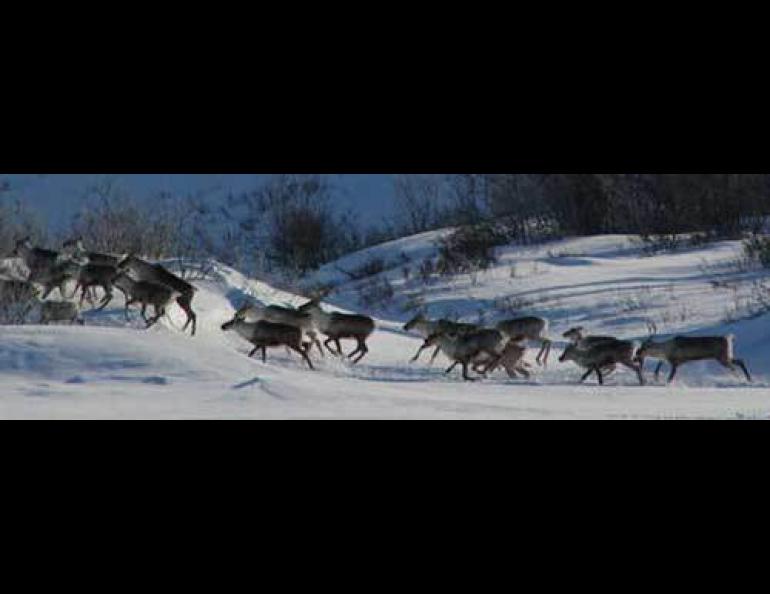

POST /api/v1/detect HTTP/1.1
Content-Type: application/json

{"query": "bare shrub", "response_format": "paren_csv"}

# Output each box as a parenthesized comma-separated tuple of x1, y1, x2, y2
(68, 180, 199, 260)
(615, 288, 653, 313)
(356, 276, 394, 309)
(418, 258, 435, 283)
(742, 233, 770, 269)
(547, 249, 585, 259)
(637, 234, 684, 256)
(723, 279, 770, 323)
(335, 257, 386, 281)
(169, 258, 217, 282)
(400, 291, 426, 314)
(493, 295, 534, 317)
(659, 303, 694, 327)
(393, 174, 447, 235)
(255, 175, 360, 275)
(0, 185, 47, 258)
(0, 281, 39, 325)
(299, 281, 338, 301)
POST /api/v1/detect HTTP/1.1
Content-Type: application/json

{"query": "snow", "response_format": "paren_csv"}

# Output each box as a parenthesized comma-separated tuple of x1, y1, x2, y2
(2, 234, 770, 419)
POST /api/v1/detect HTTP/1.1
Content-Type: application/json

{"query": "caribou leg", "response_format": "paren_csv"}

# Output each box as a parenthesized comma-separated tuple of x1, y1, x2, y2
(95, 287, 113, 311)
(461, 361, 476, 381)
(654, 361, 665, 381)
(351, 341, 368, 364)
(721, 358, 752, 382)
(145, 306, 166, 329)
(124, 298, 136, 321)
(177, 295, 197, 336)
(732, 358, 752, 382)
(410, 342, 431, 363)
(666, 363, 679, 384)
(77, 284, 87, 307)
(307, 331, 325, 357)
(290, 344, 315, 370)
(324, 337, 339, 356)
(427, 345, 442, 365)
(535, 339, 552, 366)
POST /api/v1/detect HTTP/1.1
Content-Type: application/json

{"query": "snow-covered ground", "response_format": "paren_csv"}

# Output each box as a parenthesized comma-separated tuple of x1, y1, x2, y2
(2, 234, 770, 419)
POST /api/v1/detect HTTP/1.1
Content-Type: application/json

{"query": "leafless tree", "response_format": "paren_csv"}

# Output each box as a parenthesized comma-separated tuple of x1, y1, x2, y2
(0, 179, 47, 258)
(68, 179, 202, 261)
(393, 174, 447, 235)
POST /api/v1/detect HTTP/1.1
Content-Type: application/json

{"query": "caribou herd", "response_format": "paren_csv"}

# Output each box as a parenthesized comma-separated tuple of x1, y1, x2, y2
(5, 236, 197, 334)
(222, 300, 752, 386)
(1, 237, 754, 385)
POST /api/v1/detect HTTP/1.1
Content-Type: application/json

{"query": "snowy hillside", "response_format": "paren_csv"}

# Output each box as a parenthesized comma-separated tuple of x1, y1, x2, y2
(308, 232, 767, 342)
(2, 234, 770, 419)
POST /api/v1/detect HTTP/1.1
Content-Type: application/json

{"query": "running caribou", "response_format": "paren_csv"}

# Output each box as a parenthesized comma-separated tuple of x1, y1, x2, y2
(403, 313, 479, 364)
(112, 272, 181, 329)
(635, 323, 751, 383)
(297, 298, 375, 364)
(559, 338, 645, 386)
(221, 308, 315, 369)
(235, 301, 325, 357)
(117, 255, 198, 335)
(421, 329, 505, 381)
(496, 316, 552, 365)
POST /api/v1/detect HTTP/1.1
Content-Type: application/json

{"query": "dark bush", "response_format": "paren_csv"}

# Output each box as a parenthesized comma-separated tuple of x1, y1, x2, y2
(0, 281, 39, 325)
(418, 258, 435, 283)
(335, 257, 386, 281)
(638, 233, 684, 255)
(435, 223, 503, 275)
(743, 234, 770, 268)
(0, 193, 47, 258)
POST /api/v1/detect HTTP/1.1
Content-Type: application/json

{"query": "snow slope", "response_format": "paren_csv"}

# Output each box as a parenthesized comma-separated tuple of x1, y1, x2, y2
(2, 235, 770, 419)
